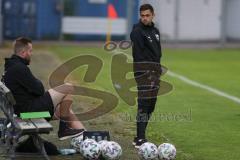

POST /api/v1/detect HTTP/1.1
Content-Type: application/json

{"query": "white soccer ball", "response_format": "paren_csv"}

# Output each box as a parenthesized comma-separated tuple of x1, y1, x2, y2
(81, 139, 101, 159)
(70, 135, 83, 152)
(98, 140, 109, 151)
(158, 143, 176, 160)
(138, 142, 159, 160)
(101, 141, 122, 160)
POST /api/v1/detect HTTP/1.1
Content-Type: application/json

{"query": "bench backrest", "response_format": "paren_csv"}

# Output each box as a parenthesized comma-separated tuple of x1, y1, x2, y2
(0, 81, 16, 105)
(0, 81, 17, 126)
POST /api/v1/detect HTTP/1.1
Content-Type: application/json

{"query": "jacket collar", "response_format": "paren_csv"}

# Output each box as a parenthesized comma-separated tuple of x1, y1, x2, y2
(11, 54, 29, 65)
(139, 20, 155, 29)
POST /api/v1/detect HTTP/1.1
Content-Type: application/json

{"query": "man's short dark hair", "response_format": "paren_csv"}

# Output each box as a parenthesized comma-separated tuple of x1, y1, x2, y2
(140, 4, 154, 14)
(14, 37, 32, 54)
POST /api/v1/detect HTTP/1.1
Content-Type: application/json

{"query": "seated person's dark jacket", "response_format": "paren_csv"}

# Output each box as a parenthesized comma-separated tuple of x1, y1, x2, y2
(2, 55, 45, 116)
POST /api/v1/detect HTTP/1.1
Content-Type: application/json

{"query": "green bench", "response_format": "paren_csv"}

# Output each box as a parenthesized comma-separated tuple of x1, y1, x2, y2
(0, 81, 53, 160)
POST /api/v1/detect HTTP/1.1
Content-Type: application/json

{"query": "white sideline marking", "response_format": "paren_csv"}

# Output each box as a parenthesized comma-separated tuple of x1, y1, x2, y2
(167, 71, 240, 104)
(124, 52, 240, 104)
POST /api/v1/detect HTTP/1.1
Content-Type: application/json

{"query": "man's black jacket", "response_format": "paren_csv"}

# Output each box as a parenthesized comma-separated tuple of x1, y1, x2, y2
(2, 54, 45, 115)
(130, 21, 162, 63)
(130, 21, 162, 79)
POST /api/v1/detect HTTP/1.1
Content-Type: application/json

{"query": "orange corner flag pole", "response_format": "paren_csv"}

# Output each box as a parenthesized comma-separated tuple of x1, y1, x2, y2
(106, 4, 118, 43)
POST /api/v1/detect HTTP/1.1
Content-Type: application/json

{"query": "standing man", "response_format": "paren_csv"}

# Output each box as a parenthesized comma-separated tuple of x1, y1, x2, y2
(130, 4, 162, 148)
(2, 37, 85, 140)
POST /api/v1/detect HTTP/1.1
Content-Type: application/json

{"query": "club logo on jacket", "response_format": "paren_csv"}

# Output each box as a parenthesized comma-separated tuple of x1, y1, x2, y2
(147, 36, 153, 43)
(155, 34, 160, 41)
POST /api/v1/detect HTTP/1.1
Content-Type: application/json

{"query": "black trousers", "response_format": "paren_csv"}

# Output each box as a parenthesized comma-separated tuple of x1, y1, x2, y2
(136, 73, 160, 139)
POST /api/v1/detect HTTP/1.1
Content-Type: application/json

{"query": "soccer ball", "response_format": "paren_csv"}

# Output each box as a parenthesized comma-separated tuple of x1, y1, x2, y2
(70, 135, 83, 152)
(98, 140, 109, 151)
(101, 141, 122, 160)
(81, 139, 101, 159)
(138, 142, 158, 160)
(158, 143, 176, 160)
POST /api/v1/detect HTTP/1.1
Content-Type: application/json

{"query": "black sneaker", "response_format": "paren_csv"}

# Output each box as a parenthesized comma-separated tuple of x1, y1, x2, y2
(58, 121, 85, 140)
(134, 138, 147, 149)
(132, 137, 138, 146)
(58, 128, 85, 140)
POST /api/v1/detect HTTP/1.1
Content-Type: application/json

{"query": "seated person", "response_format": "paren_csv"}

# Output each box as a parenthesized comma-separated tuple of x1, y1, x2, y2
(1, 37, 85, 140)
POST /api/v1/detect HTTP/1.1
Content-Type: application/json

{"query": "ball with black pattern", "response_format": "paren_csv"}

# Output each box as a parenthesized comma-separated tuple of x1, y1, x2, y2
(81, 139, 101, 159)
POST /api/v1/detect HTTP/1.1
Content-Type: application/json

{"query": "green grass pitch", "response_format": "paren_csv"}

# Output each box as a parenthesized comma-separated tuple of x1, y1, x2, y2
(1, 44, 240, 160)
(48, 45, 240, 160)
